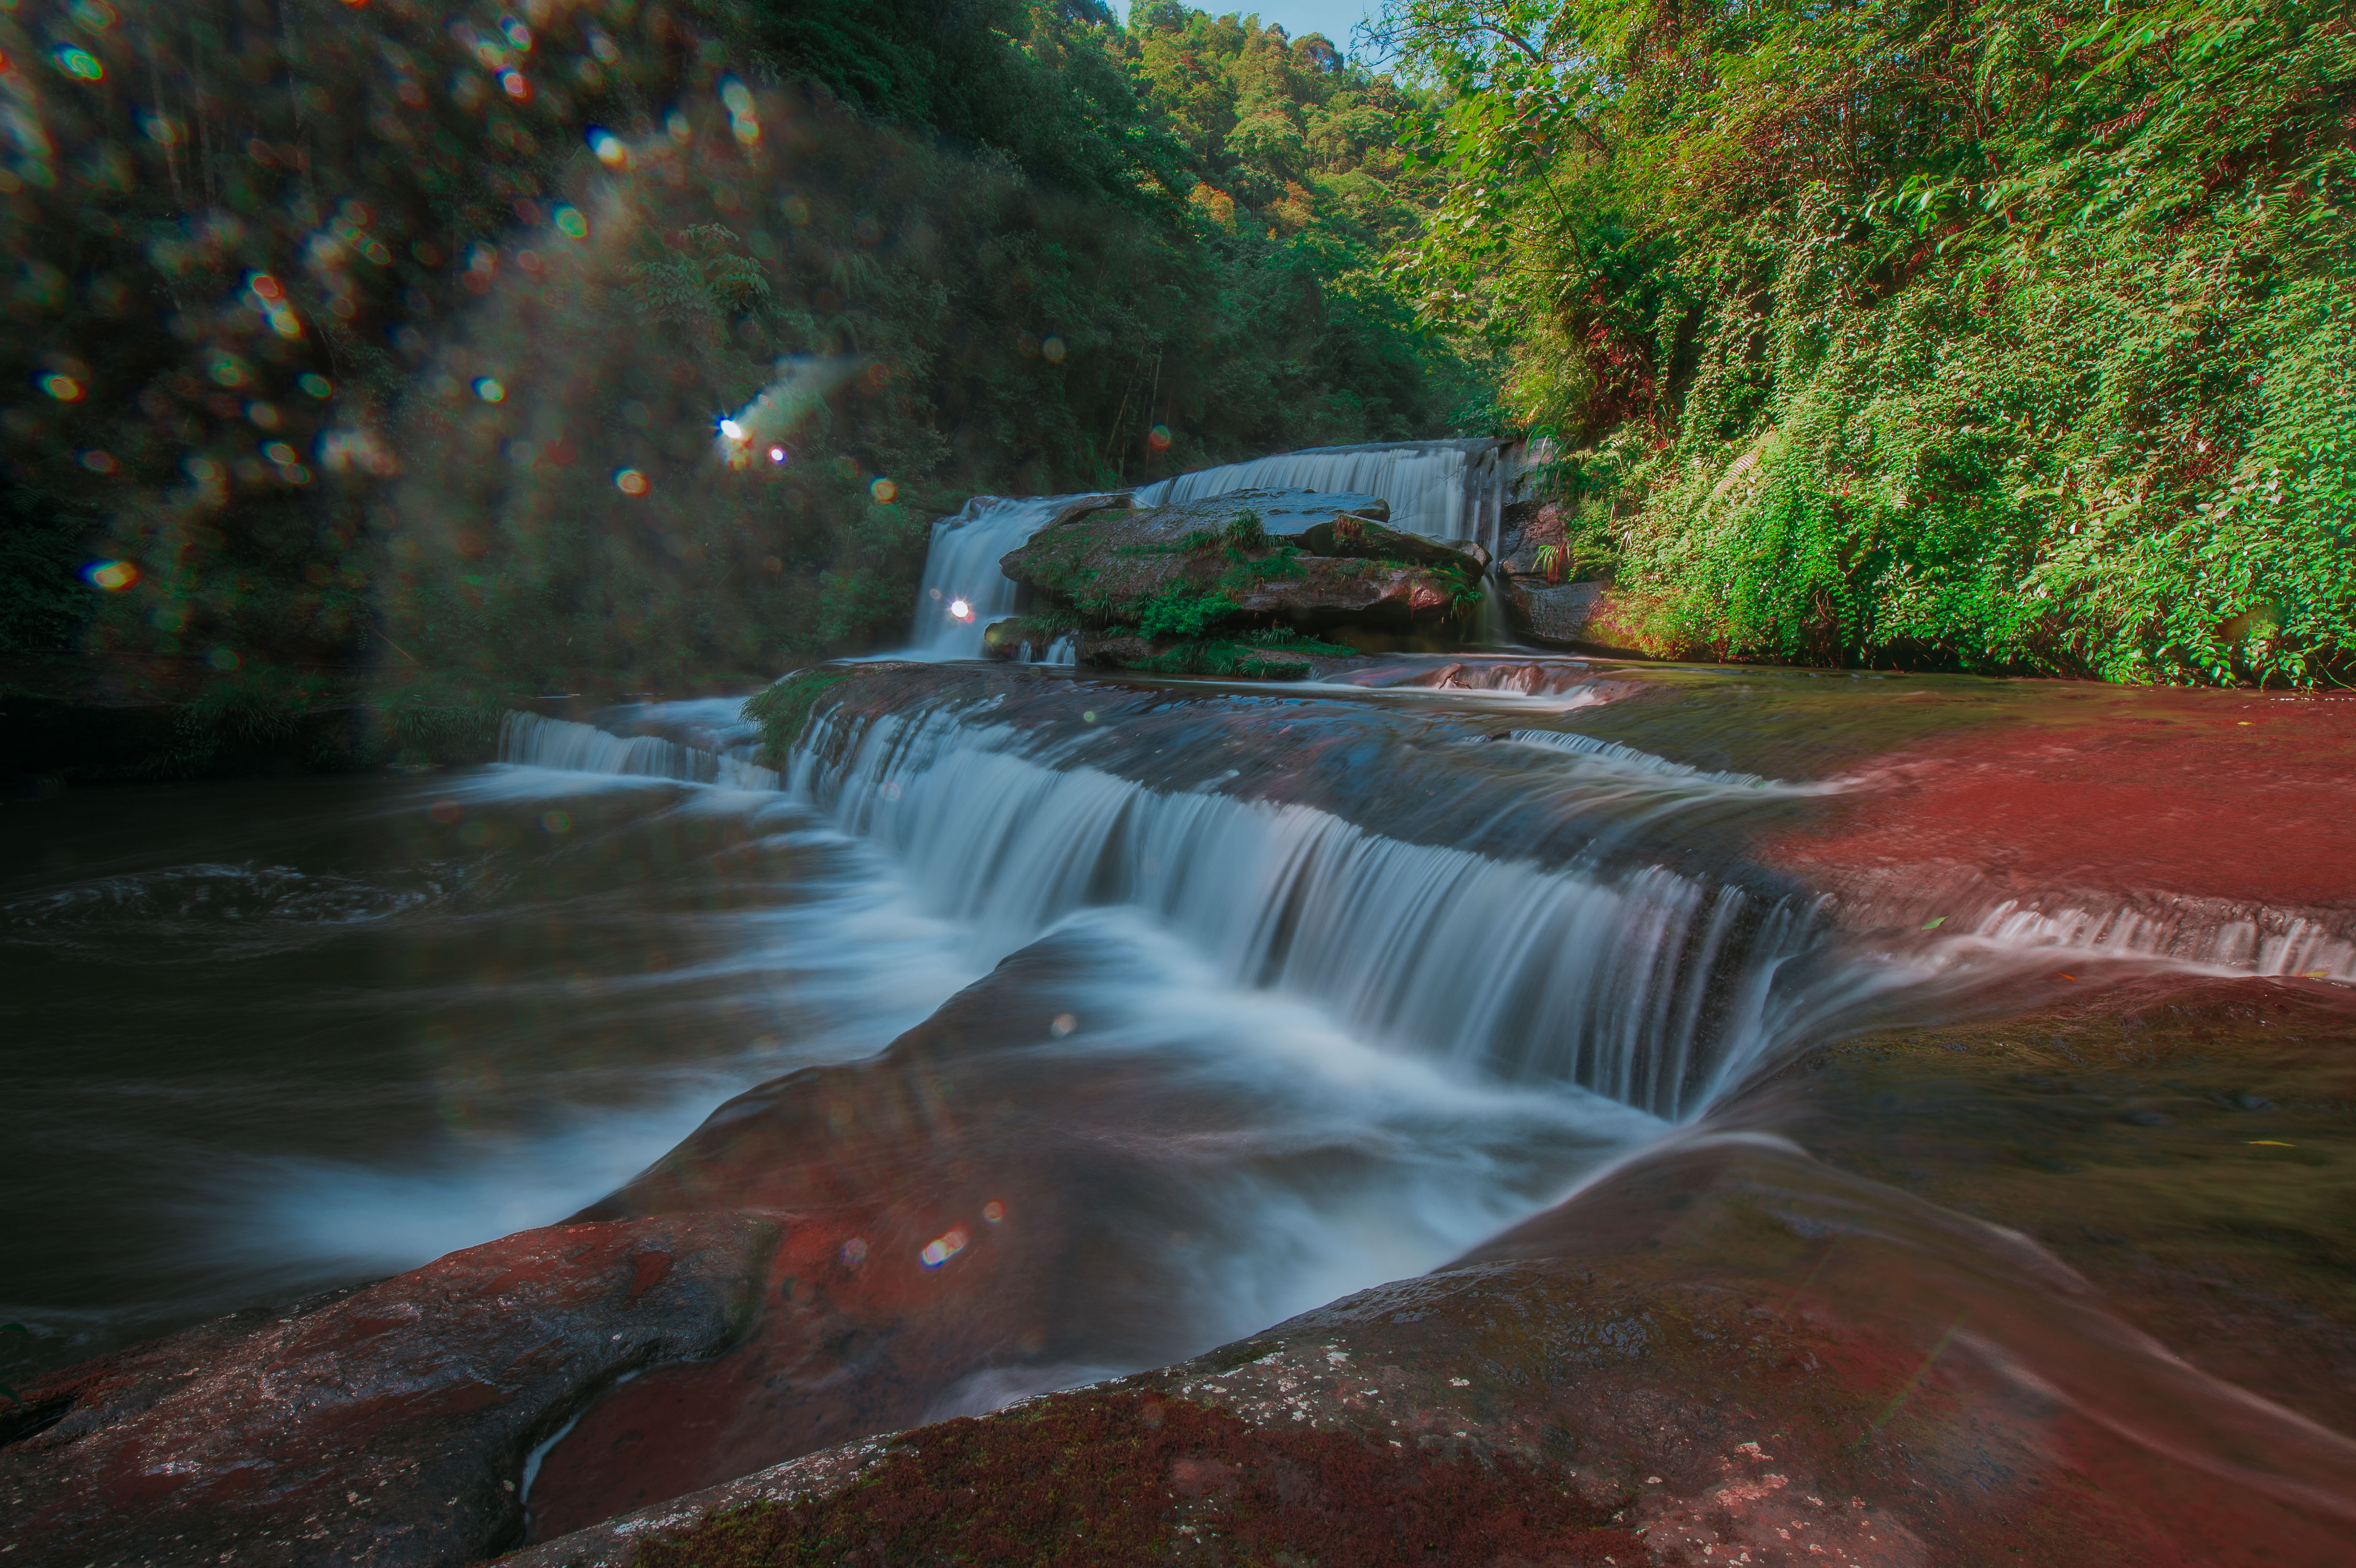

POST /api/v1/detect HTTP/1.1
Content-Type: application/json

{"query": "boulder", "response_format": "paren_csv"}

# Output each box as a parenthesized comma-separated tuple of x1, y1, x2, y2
(0, 1215, 775, 1568)
(509, 1048, 2356, 1568)
(996, 488, 1480, 662)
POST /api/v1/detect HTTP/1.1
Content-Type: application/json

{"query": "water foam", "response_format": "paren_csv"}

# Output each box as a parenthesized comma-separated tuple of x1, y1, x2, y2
(1134, 439, 1511, 550)
(786, 703, 1859, 1118)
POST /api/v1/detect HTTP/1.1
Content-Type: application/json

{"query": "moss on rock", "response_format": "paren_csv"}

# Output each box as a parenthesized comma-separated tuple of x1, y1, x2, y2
(745, 668, 851, 764)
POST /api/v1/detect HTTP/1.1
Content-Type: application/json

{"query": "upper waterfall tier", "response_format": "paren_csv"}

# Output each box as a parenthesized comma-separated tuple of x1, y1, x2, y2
(1133, 439, 1514, 553)
(902, 441, 1526, 656)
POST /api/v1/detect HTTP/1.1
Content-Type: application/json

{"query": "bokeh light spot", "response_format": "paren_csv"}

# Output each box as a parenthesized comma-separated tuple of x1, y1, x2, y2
(949, 598, 971, 621)
(428, 798, 463, 825)
(540, 810, 571, 834)
(719, 418, 746, 442)
(473, 377, 504, 403)
(300, 372, 333, 398)
(263, 441, 298, 466)
(207, 648, 242, 671)
(78, 449, 117, 474)
(615, 468, 650, 496)
(40, 373, 84, 402)
(1149, 424, 1173, 451)
(840, 1237, 868, 1267)
(55, 47, 105, 82)
(588, 128, 628, 168)
(1041, 335, 1067, 362)
(869, 477, 897, 503)
(554, 205, 587, 239)
(919, 1226, 970, 1268)
(499, 69, 529, 100)
(768, 446, 787, 464)
(83, 560, 139, 591)
(1049, 1013, 1078, 1036)
(982, 1200, 1006, 1224)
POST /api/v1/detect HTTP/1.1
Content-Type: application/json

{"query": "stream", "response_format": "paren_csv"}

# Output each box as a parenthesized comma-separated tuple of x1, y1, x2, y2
(6, 445, 2356, 1563)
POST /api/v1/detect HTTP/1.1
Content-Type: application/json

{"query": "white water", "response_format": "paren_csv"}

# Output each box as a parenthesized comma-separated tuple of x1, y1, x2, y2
(1134, 439, 1512, 552)
(784, 703, 1893, 1119)
(908, 493, 1104, 658)
(499, 710, 778, 789)
(894, 440, 1525, 661)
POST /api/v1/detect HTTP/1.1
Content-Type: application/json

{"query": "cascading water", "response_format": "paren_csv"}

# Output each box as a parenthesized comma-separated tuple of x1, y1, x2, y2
(499, 709, 778, 789)
(895, 440, 1532, 661)
(906, 493, 1103, 659)
(1134, 438, 1514, 551)
(778, 700, 1879, 1119)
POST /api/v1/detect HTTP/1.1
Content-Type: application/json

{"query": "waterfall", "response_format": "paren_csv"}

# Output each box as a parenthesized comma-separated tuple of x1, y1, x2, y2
(498, 711, 779, 789)
(908, 494, 1102, 658)
(1133, 439, 1512, 553)
(785, 703, 1851, 1120)
(898, 441, 1535, 659)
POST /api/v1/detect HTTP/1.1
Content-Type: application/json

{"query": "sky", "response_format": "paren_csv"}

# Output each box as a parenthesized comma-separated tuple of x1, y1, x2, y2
(1113, 0, 1385, 58)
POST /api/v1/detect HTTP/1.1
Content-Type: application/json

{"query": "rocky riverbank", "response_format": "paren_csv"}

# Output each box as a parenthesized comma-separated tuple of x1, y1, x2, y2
(8, 659, 2354, 1567)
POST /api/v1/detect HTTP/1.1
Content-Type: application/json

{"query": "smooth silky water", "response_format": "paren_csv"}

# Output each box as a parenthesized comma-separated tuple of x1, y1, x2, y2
(0, 658, 2126, 1398)
(9, 444, 2348, 1519)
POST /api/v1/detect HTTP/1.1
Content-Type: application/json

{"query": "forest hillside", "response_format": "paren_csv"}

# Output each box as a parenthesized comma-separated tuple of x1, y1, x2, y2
(1384, 0, 2354, 683)
(1, 0, 1474, 752)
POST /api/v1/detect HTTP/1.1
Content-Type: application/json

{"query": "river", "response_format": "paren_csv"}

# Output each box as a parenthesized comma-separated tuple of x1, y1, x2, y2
(6, 449, 2356, 1565)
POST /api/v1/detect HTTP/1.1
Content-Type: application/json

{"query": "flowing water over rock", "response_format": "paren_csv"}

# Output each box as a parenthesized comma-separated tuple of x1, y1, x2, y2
(8, 493, 2356, 1564)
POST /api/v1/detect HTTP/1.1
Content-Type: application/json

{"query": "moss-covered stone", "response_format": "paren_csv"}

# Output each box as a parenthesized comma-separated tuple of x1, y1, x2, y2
(996, 488, 1485, 677)
(744, 668, 851, 764)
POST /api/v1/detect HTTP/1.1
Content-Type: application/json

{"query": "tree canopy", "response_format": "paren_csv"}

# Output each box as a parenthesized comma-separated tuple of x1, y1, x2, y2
(1380, 0, 2356, 682)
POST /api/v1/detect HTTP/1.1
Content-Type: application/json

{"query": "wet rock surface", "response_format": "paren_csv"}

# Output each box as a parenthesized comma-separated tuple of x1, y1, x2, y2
(1756, 976, 2356, 1439)
(19, 661, 2356, 1567)
(0, 1215, 774, 1567)
(511, 980, 2356, 1566)
(994, 486, 1482, 647)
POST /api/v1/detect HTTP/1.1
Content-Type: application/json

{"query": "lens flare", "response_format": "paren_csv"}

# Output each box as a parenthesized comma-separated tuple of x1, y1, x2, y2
(614, 468, 650, 496)
(919, 1226, 970, 1268)
(1148, 424, 1173, 451)
(949, 598, 972, 621)
(768, 446, 787, 464)
(719, 418, 746, 441)
(472, 377, 504, 403)
(83, 560, 139, 591)
(869, 477, 897, 503)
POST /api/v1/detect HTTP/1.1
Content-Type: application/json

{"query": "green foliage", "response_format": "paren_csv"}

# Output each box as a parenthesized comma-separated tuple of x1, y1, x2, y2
(1386, 0, 2356, 682)
(745, 667, 851, 762)
(3, 0, 1485, 708)
(1136, 587, 1242, 640)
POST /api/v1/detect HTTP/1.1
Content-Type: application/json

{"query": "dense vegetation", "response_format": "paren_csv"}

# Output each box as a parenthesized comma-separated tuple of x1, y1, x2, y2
(0, 0, 1474, 721)
(1385, 0, 2355, 682)
(11, 0, 2344, 762)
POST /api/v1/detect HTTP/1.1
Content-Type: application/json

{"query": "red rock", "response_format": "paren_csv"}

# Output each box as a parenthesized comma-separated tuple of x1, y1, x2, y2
(512, 1103, 2356, 1568)
(0, 1215, 774, 1567)
(1762, 687, 2356, 928)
